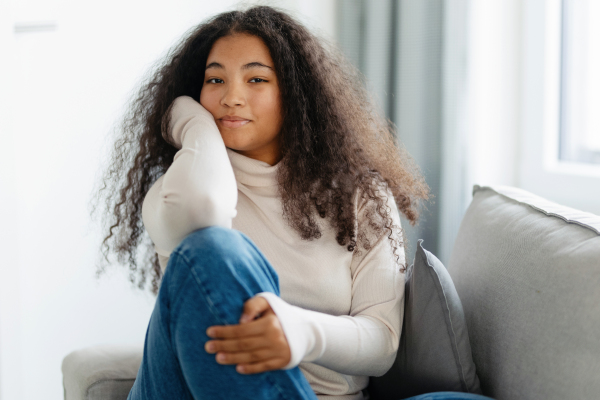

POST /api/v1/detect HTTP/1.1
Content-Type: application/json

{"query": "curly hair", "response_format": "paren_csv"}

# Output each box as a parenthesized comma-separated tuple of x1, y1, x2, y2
(90, 5, 430, 295)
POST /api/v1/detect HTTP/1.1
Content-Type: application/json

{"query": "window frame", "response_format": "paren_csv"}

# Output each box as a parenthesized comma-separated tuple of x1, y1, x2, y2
(519, 0, 600, 215)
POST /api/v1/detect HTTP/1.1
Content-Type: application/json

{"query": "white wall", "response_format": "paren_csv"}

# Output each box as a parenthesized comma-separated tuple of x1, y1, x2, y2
(465, 0, 522, 190)
(0, 0, 21, 398)
(437, 0, 524, 262)
(0, 1, 336, 399)
(461, 0, 600, 217)
(519, 0, 600, 215)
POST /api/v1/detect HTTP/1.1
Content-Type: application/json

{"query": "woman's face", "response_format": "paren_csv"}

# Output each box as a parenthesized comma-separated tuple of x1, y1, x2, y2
(200, 33, 283, 166)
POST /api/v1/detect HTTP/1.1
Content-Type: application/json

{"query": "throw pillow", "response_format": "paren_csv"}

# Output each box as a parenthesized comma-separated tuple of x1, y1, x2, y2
(367, 239, 482, 400)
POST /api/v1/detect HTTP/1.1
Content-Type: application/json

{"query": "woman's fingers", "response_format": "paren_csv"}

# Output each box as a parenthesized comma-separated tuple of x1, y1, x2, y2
(239, 296, 271, 323)
(203, 296, 291, 374)
(205, 336, 267, 354)
(237, 358, 288, 375)
(206, 314, 269, 339)
(214, 348, 283, 366)
(206, 316, 288, 356)
(215, 348, 289, 374)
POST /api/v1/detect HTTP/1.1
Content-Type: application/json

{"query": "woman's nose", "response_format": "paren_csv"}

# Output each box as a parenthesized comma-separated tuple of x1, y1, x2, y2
(220, 82, 246, 107)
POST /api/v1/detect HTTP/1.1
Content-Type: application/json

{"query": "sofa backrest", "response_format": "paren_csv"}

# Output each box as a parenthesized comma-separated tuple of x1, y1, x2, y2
(447, 185, 600, 400)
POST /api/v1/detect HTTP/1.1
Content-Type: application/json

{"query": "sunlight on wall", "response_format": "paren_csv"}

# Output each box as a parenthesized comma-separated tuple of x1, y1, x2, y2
(0, 1, 336, 399)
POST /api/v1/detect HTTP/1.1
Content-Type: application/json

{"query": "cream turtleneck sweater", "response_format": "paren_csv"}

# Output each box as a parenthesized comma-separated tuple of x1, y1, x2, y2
(141, 96, 405, 400)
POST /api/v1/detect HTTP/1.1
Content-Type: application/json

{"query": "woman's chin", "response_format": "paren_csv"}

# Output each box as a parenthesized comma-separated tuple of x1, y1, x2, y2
(224, 146, 255, 159)
(223, 142, 248, 152)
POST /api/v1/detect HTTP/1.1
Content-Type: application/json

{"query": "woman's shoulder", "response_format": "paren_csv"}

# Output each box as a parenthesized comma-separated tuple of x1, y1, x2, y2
(354, 177, 397, 214)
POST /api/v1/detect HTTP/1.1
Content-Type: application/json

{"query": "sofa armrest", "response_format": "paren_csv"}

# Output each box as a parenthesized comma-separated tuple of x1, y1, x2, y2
(61, 344, 143, 400)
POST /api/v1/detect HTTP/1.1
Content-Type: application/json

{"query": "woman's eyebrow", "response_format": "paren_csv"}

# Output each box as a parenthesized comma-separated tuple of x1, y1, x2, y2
(205, 61, 274, 71)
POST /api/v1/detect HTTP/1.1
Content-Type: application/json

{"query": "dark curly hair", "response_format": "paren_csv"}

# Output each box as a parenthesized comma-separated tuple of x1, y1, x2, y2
(90, 4, 430, 295)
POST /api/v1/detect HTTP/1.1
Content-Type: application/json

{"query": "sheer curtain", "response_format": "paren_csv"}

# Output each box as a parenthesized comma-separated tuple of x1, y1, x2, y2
(337, 0, 469, 263)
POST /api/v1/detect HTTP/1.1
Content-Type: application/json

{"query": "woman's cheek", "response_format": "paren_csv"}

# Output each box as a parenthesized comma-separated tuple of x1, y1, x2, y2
(253, 92, 278, 118)
(199, 94, 209, 110)
(199, 88, 217, 111)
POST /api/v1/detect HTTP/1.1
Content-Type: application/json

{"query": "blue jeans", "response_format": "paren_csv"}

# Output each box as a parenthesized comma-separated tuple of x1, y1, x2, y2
(127, 226, 493, 400)
(127, 226, 318, 400)
(401, 393, 493, 400)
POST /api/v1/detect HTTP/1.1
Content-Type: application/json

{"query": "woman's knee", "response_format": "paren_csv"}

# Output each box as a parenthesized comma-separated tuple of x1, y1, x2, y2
(172, 226, 273, 280)
(168, 225, 280, 298)
(175, 226, 241, 261)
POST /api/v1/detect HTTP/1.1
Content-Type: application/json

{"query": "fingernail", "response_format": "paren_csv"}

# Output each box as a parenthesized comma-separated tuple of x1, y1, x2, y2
(205, 342, 215, 353)
(206, 328, 215, 337)
(240, 315, 251, 323)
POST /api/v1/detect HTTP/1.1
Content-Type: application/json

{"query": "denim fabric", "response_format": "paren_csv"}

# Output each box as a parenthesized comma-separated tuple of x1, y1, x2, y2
(127, 226, 318, 400)
(401, 392, 494, 400)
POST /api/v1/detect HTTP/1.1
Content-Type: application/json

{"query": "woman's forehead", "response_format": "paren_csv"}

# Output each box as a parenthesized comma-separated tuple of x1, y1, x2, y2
(205, 33, 275, 70)
(205, 61, 274, 73)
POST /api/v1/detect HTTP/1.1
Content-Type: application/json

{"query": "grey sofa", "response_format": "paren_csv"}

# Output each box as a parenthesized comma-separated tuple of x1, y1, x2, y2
(62, 185, 600, 400)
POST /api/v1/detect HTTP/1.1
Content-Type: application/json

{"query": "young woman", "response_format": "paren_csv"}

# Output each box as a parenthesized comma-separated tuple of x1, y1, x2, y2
(94, 5, 493, 400)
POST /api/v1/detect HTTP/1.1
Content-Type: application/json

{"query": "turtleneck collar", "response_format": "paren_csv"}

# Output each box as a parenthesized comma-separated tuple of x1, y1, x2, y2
(226, 148, 280, 187)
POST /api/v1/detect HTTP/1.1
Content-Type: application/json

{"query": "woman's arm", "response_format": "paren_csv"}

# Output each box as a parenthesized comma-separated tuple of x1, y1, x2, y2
(256, 188, 405, 377)
(142, 96, 238, 258)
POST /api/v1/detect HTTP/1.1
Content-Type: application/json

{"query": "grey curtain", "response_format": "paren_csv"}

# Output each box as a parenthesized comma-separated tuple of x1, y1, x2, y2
(337, 0, 445, 262)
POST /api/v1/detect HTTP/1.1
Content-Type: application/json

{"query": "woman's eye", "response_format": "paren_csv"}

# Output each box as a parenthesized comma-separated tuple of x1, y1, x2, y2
(250, 78, 267, 83)
(206, 78, 223, 84)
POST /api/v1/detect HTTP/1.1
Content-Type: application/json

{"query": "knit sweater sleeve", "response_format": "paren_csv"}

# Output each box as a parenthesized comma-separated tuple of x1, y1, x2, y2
(255, 187, 406, 377)
(141, 96, 238, 258)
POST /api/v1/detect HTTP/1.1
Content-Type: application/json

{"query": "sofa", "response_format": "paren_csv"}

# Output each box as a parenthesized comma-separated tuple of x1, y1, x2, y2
(62, 185, 600, 399)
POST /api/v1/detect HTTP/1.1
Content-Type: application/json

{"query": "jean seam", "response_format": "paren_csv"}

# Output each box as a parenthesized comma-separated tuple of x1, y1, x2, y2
(170, 248, 230, 326)
(152, 303, 189, 394)
(239, 234, 279, 294)
(169, 247, 304, 399)
(265, 374, 297, 400)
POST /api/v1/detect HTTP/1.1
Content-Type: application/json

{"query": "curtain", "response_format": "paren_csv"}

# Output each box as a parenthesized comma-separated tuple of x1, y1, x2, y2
(337, 0, 448, 262)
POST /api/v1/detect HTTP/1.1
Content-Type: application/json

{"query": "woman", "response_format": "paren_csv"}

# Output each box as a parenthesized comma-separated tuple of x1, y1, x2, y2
(93, 5, 490, 400)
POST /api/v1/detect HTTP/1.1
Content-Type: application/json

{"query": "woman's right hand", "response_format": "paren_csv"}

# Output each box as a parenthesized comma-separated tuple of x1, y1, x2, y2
(163, 96, 218, 149)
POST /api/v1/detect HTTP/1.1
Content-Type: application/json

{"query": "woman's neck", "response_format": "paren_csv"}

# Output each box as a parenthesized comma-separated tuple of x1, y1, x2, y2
(226, 148, 281, 187)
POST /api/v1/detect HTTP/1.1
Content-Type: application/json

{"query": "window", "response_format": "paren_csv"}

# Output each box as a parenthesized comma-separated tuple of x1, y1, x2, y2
(519, 0, 600, 216)
(559, 0, 600, 165)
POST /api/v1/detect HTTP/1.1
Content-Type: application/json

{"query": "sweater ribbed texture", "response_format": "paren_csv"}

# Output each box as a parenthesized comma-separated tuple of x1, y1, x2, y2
(142, 96, 405, 399)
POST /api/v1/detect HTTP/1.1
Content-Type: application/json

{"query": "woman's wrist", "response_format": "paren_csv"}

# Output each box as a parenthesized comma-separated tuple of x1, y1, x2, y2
(165, 96, 219, 149)
(254, 292, 326, 369)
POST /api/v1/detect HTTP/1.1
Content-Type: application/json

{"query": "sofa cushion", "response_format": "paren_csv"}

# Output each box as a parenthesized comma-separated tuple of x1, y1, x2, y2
(448, 185, 600, 400)
(368, 240, 481, 399)
(62, 344, 143, 400)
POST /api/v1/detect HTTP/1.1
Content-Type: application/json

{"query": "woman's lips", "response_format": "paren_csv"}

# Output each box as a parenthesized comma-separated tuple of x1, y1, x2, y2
(220, 119, 251, 128)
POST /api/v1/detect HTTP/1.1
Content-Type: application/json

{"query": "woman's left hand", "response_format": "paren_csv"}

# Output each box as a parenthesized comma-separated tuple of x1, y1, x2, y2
(204, 296, 291, 374)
